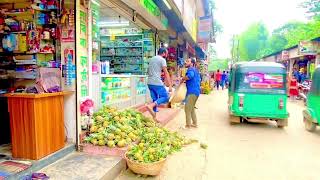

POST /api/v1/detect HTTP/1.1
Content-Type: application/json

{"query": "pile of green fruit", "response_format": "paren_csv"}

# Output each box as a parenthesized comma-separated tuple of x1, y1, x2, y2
(84, 106, 157, 148)
(84, 106, 196, 164)
(126, 126, 195, 163)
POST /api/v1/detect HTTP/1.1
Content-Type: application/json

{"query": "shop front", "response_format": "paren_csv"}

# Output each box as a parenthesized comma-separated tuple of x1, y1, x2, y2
(0, 0, 78, 164)
(285, 41, 319, 79)
(75, 0, 180, 147)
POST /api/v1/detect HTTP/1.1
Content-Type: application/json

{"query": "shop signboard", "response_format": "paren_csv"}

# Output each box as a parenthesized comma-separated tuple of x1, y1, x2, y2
(281, 50, 289, 61)
(192, 18, 197, 42)
(198, 16, 212, 43)
(299, 41, 318, 55)
(139, 0, 168, 28)
(77, 7, 89, 98)
(140, 0, 160, 17)
(91, 0, 100, 74)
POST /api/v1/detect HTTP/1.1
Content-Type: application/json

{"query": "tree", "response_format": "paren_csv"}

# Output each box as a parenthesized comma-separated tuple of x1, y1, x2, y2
(208, 59, 229, 71)
(207, 43, 217, 60)
(237, 18, 320, 60)
(300, 0, 320, 18)
(237, 22, 269, 61)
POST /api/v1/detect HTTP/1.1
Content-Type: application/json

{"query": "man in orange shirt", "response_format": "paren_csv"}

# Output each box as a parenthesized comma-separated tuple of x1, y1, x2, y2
(215, 69, 222, 90)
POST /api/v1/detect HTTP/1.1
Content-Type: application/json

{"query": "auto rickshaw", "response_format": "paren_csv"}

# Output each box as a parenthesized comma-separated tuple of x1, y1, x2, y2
(228, 62, 289, 127)
(303, 66, 320, 132)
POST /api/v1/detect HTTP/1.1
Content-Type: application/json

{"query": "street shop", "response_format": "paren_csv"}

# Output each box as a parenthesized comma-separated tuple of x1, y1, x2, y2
(0, 0, 79, 165)
(263, 39, 320, 80)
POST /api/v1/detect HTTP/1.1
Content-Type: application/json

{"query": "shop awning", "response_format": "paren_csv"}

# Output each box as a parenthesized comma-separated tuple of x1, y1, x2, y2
(153, 0, 194, 45)
(195, 45, 206, 59)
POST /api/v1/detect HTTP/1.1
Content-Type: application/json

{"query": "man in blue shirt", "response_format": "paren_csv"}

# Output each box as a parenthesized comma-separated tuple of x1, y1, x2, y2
(181, 58, 201, 128)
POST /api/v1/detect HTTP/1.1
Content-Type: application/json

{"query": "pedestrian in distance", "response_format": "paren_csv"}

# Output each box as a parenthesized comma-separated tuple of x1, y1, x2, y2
(289, 74, 299, 101)
(225, 71, 229, 89)
(215, 69, 222, 90)
(146, 47, 172, 121)
(181, 58, 201, 129)
(221, 71, 227, 90)
(210, 72, 215, 89)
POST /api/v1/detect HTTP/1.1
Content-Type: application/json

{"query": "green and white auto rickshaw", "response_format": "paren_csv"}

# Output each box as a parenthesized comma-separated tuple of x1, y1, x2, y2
(303, 66, 320, 132)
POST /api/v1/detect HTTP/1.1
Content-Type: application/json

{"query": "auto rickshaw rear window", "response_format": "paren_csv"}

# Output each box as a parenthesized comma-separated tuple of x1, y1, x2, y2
(236, 72, 286, 94)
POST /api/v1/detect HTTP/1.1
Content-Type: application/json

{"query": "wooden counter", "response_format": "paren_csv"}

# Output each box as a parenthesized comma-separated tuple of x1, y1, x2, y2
(5, 91, 73, 160)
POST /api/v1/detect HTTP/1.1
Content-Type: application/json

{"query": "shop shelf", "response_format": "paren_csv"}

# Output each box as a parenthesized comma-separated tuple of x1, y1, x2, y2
(5, 11, 33, 16)
(0, 31, 27, 34)
(102, 34, 143, 37)
(14, 60, 37, 65)
(113, 70, 143, 74)
(34, 8, 58, 12)
(114, 46, 143, 48)
(37, 52, 55, 54)
(100, 74, 131, 78)
(101, 86, 131, 90)
(113, 63, 143, 65)
(115, 54, 143, 57)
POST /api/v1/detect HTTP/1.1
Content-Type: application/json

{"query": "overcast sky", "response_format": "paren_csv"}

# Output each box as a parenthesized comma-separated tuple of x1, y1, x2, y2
(213, 0, 308, 58)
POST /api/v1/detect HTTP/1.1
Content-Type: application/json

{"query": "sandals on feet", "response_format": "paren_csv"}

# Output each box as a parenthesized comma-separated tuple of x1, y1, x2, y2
(191, 124, 198, 128)
(181, 125, 191, 129)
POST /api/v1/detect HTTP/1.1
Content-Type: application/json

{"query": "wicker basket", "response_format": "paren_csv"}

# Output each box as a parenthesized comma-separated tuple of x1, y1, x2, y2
(124, 152, 167, 176)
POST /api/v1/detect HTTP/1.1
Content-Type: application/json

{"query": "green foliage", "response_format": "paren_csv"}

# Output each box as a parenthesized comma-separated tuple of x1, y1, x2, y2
(208, 59, 229, 71)
(236, 18, 320, 61)
(236, 22, 269, 61)
(300, 0, 320, 18)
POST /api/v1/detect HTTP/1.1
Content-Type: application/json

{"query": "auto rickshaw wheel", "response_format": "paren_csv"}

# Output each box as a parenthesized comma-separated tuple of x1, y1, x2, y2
(304, 117, 316, 132)
(277, 119, 288, 128)
(229, 114, 240, 124)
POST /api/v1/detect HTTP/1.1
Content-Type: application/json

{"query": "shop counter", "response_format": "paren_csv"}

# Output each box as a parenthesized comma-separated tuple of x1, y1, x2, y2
(96, 74, 148, 110)
(5, 91, 72, 160)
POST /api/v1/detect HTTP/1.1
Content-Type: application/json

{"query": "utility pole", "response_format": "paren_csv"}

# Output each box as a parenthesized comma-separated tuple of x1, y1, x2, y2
(236, 38, 240, 62)
(231, 35, 235, 64)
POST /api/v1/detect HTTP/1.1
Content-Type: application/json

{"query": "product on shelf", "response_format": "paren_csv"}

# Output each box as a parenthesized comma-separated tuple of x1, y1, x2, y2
(0, 2, 60, 92)
(136, 77, 147, 95)
(101, 76, 131, 104)
(100, 33, 146, 74)
(167, 47, 177, 75)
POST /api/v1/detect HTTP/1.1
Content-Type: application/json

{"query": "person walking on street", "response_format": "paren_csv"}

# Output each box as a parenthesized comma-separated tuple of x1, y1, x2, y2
(221, 71, 227, 90)
(289, 75, 299, 100)
(146, 48, 172, 120)
(225, 71, 229, 89)
(181, 58, 201, 128)
(215, 69, 222, 90)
